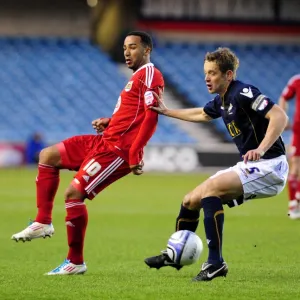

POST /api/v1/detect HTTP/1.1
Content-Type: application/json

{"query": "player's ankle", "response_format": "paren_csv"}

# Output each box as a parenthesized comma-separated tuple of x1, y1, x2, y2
(34, 218, 52, 225)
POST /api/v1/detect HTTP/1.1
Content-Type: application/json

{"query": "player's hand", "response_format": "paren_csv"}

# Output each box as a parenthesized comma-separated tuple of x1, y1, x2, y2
(242, 148, 265, 164)
(150, 88, 168, 115)
(130, 161, 144, 175)
(92, 118, 110, 134)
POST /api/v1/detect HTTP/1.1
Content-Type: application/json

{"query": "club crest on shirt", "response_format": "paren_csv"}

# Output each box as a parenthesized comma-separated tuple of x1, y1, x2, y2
(125, 81, 133, 92)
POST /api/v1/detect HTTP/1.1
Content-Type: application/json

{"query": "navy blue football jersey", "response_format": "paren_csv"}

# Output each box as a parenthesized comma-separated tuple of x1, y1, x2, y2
(203, 80, 285, 159)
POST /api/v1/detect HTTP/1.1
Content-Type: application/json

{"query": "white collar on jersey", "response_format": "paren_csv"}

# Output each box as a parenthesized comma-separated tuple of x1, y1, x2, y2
(133, 63, 154, 75)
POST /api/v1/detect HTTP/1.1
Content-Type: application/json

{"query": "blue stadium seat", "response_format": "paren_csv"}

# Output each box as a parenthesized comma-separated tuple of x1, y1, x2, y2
(153, 42, 300, 143)
(0, 37, 195, 144)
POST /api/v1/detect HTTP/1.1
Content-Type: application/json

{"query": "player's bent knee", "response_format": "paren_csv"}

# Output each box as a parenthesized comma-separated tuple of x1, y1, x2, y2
(39, 146, 61, 167)
(64, 185, 85, 200)
(182, 193, 192, 208)
(183, 192, 202, 210)
(39, 148, 50, 163)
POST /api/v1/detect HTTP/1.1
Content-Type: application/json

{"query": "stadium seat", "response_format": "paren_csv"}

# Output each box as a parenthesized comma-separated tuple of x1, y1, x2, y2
(0, 37, 195, 144)
(153, 42, 300, 143)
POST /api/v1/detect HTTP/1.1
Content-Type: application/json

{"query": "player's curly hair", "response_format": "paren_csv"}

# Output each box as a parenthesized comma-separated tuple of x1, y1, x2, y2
(126, 31, 153, 52)
(205, 47, 239, 79)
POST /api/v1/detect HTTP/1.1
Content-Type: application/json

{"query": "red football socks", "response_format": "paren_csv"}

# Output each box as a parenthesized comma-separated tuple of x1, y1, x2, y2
(35, 164, 59, 224)
(295, 180, 300, 202)
(287, 174, 297, 201)
(65, 199, 88, 265)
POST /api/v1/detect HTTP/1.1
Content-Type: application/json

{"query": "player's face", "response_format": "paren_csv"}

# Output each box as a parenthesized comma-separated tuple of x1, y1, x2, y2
(204, 60, 229, 95)
(123, 36, 150, 71)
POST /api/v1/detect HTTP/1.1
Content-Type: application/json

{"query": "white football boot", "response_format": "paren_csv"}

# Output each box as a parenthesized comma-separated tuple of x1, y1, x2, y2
(288, 200, 300, 220)
(11, 222, 54, 242)
(45, 259, 87, 275)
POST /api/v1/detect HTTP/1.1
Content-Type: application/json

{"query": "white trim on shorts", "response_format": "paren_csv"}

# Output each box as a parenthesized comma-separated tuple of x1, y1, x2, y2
(85, 157, 124, 194)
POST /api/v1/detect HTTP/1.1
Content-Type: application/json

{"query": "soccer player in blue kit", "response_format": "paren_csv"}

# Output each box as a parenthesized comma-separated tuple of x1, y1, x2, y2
(144, 47, 289, 281)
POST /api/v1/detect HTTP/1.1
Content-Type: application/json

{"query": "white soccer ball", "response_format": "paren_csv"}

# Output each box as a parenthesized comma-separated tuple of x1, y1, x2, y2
(167, 230, 203, 266)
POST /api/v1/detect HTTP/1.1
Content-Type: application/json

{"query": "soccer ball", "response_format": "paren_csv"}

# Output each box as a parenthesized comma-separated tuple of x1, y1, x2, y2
(167, 230, 203, 266)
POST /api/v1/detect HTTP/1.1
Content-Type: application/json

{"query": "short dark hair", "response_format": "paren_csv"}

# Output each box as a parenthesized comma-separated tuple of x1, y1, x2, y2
(126, 31, 153, 51)
(205, 47, 239, 79)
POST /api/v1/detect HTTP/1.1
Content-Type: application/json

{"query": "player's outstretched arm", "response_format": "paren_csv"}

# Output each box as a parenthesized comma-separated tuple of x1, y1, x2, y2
(150, 91, 212, 123)
(156, 106, 212, 123)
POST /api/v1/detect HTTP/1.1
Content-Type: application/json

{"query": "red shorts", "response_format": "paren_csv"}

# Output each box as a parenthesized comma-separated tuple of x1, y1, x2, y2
(291, 125, 300, 156)
(58, 135, 131, 200)
(291, 132, 300, 156)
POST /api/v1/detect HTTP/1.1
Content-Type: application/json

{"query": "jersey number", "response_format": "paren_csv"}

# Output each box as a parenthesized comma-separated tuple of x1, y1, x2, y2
(83, 159, 102, 176)
(245, 167, 260, 174)
(227, 121, 241, 138)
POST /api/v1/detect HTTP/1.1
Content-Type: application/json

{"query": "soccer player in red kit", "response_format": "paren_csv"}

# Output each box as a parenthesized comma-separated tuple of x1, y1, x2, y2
(11, 31, 164, 275)
(278, 74, 300, 219)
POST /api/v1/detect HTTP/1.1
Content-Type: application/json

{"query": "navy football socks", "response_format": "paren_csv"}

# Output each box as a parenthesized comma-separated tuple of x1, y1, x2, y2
(175, 204, 199, 232)
(202, 196, 224, 265)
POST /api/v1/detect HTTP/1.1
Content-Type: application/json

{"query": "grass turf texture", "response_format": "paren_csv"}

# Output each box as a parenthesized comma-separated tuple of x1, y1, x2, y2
(0, 168, 299, 300)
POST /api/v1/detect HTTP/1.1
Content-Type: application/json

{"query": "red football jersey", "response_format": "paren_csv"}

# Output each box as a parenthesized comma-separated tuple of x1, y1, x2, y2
(281, 74, 300, 125)
(103, 63, 164, 163)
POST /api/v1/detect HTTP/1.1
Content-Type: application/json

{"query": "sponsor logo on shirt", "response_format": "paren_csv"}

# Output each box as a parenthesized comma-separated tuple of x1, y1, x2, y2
(240, 87, 253, 98)
(251, 94, 268, 111)
(144, 91, 154, 106)
(258, 99, 268, 110)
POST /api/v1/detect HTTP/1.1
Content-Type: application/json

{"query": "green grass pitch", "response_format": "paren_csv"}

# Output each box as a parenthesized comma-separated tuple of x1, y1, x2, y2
(1, 168, 300, 300)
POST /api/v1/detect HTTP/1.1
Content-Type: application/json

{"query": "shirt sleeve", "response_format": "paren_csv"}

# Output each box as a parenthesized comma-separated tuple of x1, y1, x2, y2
(129, 67, 163, 165)
(238, 85, 274, 117)
(203, 97, 221, 119)
(281, 76, 299, 101)
(129, 109, 158, 165)
(142, 68, 164, 110)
